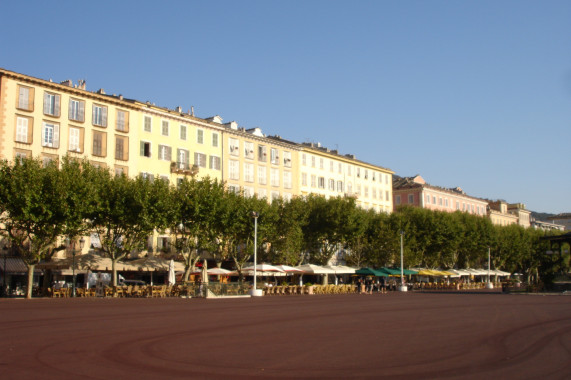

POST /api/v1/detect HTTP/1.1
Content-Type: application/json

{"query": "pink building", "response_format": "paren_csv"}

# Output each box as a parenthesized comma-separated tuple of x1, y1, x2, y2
(392, 175, 488, 216)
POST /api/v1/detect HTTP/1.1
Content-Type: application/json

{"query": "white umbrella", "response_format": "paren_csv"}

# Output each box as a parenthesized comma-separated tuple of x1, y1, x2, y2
(206, 267, 233, 275)
(201, 259, 208, 284)
(294, 264, 336, 274)
(274, 265, 303, 273)
(241, 263, 285, 274)
(168, 259, 176, 286)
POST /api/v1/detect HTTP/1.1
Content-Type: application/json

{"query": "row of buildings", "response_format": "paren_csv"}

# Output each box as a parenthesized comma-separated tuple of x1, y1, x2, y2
(0, 68, 566, 237)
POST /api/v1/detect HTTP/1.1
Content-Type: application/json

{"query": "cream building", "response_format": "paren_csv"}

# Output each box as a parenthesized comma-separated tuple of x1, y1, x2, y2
(299, 143, 394, 213)
(216, 120, 300, 202)
(487, 201, 518, 226)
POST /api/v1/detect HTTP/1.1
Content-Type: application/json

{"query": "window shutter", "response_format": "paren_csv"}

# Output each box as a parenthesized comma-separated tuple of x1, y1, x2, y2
(43, 93, 49, 114)
(53, 124, 60, 148)
(102, 107, 108, 127)
(54, 95, 60, 117)
(140, 141, 145, 156)
(78, 101, 85, 122)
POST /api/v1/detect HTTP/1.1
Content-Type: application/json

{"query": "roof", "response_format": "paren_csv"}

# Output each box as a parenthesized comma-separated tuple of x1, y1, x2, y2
(393, 175, 487, 203)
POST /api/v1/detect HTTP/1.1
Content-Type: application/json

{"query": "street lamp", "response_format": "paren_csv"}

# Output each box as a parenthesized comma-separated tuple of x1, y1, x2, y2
(2, 245, 8, 297)
(67, 237, 86, 297)
(249, 211, 262, 297)
(398, 230, 408, 292)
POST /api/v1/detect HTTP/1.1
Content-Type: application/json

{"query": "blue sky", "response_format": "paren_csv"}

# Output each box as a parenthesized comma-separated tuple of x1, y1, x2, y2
(2, 0, 570, 214)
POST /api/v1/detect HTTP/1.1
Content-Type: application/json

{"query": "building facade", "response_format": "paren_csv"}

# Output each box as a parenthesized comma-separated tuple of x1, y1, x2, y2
(392, 175, 488, 216)
(546, 213, 571, 231)
(299, 143, 393, 213)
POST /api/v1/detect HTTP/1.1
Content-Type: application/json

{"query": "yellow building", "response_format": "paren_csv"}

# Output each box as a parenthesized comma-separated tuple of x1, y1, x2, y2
(133, 103, 223, 183)
(299, 143, 394, 213)
(487, 201, 518, 226)
(0, 68, 138, 175)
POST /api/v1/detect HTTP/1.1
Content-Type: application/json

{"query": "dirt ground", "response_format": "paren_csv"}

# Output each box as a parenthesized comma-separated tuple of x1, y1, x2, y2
(1, 292, 570, 379)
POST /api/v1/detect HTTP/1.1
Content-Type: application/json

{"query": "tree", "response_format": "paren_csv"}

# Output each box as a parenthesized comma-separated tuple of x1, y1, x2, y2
(0, 158, 80, 298)
(172, 177, 225, 281)
(265, 196, 308, 265)
(89, 173, 172, 289)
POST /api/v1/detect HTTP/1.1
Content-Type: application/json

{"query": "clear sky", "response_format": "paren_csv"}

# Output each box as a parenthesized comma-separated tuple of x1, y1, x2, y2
(1, 0, 570, 214)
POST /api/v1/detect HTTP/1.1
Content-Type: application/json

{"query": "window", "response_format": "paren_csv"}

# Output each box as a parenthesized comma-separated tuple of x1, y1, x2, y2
(229, 138, 239, 156)
(408, 194, 414, 204)
(364, 186, 369, 197)
(209, 155, 221, 170)
(284, 171, 292, 189)
(433, 196, 436, 204)
(197, 129, 204, 144)
(426, 194, 431, 204)
(270, 148, 279, 165)
(244, 163, 254, 182)
(212, 132, 219, 147)
(319, 158, 324, 169)
(311, 175, 316, 188)
(115, 135, 128, 160)
(158, 145, 172, 161)
(229, 160, 239, 180)
(144, 116, 152, 132)
(311, 156, 316, 168)
(194, 152, 207, 168)
(42, 122, 59, 148)
(115, 165, 128, 176)
(445, 199, 449, 207)
(330, 161, 334, 172)
(283, 151, 292, 167)
(337, 181, 344, 192)
(258, 166, 267, 185)
(271, 168, 280, 187)
(140, 172, 154, 181)
(386, 191, 389, 201)
(43, 92, 60, 117)
(258, 145, 267, 162)
(69, 99, 85, 122)
(396, 195, 401, 205)
(17, 85, 34, 111)
(15, 116, 32, 143)
(140, 141, 151, 157)
(438, 197, 443, 206)
(302, 154, 307, 166)
(243, 186, 254, 198)
(318, 176, 325, 189)
(329, 179, 335, 191)
(338, 163, 342, 174)
(245, 141, 254, 159)
(228, 185, 240, 194)
(177, 149, 189, 169)
(116, 110, 129, 132)
(92, 104, 107, 127)
(372, 188, 377, 199)
(364, 170, 368, 179)
(162, 121, 169, 136)
(258, 188, 267, 199)
(180, 125, 187, 140)
(347, 182, 352, 194)
(271, 191, 280, 202)
(356, 168, 361, 178)
(68, 127, 82, 152)
(92, 131, 107, 157)
(302, 173, 308, 186)
(347, 165, 352, 176)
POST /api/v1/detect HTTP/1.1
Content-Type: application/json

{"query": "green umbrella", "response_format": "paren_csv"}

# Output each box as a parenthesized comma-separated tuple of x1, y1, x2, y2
(355, 268, 389, 277)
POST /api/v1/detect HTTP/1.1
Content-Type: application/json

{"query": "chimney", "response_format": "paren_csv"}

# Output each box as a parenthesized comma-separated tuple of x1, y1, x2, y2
(97, 88, 106, 95)
(60, 79, 73, 87)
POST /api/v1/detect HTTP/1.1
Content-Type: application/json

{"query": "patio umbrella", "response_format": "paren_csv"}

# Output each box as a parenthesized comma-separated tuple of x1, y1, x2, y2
(294, 264, 336, 274)
(168, 259, 176, 286)
(206, 267, 233, 276)
(201, 259, 208, 284)
(355, 268, 389, 277)
(274, 265, 303, 273)
(241, 263, 285, 276)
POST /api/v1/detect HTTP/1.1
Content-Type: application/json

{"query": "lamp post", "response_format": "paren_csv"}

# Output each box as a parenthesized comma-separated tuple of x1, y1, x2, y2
(2, 245, 8, 297)
(67, 237, 86, 297)
(398, 230, 408, 292)
(249, 211, 262, 297)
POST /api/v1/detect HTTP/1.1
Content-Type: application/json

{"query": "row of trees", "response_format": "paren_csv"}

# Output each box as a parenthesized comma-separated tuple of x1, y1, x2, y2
(0, 157, 567, 298)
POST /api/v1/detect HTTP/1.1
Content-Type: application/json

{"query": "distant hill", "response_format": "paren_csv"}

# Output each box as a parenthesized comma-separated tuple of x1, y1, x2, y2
(531, 211, 555, 222)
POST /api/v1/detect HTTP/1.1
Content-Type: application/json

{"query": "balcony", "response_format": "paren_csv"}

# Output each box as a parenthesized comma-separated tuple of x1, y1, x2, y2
(170, 162, 199, 176)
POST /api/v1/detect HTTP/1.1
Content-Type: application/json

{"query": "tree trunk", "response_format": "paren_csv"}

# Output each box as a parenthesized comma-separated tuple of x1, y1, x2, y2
(26, 264, 35, 299)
